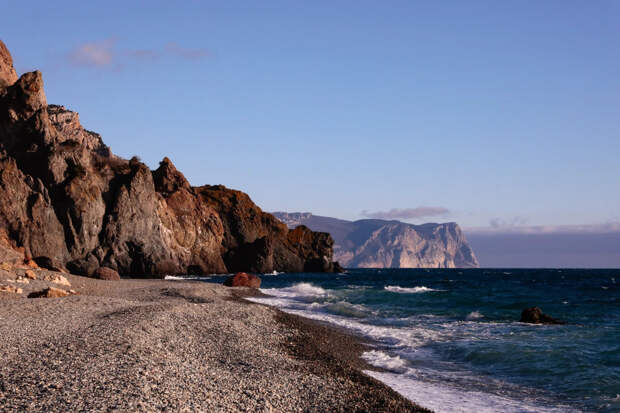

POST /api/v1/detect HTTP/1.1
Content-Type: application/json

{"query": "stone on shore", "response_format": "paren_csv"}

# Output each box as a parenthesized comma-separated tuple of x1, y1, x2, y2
(24, 270, 36, 279)
(0, 285, 22, 294)
(27, 287, 72, 298)
(33, 256, 66, 272)
(223, 272, 261, 288)
(43, 273, 71, 287)
(520, 307, 565, 324)
(93, 267, 120, 281)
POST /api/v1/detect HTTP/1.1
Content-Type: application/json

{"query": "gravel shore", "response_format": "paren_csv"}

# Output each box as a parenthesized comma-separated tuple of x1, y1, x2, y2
(0, 274, 430, 412)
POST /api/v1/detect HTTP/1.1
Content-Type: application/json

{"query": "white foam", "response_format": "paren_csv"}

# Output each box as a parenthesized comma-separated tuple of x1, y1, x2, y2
(466, 311, 484, 320)
(264, 270, 281, 275)
(362, 350, 408, 372)
(384, 285, 438, 293)
(247, 295, 444, 349)
(164, 275, 212, 280)
(260, 282, 327, 299)
(364, 370, 575, 413)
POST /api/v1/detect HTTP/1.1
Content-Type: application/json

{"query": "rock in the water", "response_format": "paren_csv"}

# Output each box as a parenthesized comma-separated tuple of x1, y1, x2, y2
(27, 287, 72, 298)
(223, 272, 261, 288)
(520, 307, 565, 325)
(0, 285, 22, 294)
(93, 267, 120, 281)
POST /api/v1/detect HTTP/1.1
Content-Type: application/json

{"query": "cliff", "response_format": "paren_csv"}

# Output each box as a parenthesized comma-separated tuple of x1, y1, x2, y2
(273, 212, 479, 268)
(0, 40, 338, 276)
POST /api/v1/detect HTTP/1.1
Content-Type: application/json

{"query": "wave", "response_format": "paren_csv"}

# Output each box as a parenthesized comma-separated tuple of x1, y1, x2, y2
(264, 270, 281, 275)
(384, 285, 439, 294)
(164, 275, 212, 281)
(362, 350, 408, 372)
(364, 370, 573, 413)
(260, 282, 327, 298)
(247, 294, 444, 349)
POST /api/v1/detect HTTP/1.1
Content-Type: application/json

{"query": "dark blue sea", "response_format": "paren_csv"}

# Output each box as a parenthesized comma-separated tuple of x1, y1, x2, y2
(200, 269, 619, 412)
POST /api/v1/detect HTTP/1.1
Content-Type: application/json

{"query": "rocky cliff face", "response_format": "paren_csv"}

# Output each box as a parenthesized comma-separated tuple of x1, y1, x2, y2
(273, 212, 479, 268)
(0, 40, 338, 276)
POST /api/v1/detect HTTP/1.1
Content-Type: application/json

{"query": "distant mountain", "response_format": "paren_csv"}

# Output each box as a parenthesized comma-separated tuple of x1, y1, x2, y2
(273, 212, 479, 268)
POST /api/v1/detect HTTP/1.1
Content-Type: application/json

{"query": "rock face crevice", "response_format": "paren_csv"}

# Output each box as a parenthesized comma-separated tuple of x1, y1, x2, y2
(0, 40, 338, 276)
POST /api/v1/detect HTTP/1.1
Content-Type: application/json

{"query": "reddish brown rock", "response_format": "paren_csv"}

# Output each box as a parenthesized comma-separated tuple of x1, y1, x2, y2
(93, 267, 120, 281)
(27, 287, 71, 298)
(0, 41, 338, 278)
(223, 272, 261, 288)
(24, 270, 37, 280)
(44, 273, 71, 286)
(0, 40, 17, 90)
(0, 285, 22, 294)
(33, 256, 66, 272)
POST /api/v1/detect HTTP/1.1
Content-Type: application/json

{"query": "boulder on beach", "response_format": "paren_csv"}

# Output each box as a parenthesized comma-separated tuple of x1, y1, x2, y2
(0, 285, 22, 294)
(93, 267, 121, 281)
(44, 273, 71, 287)
(27, 287, 72, 298)
(223, 272, 261, 288)
(34, 256, 66, 272)
(520, 307, 565, 325)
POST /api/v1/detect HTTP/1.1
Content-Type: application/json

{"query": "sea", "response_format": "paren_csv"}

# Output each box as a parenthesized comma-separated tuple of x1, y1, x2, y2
(200, 269, 619, 412)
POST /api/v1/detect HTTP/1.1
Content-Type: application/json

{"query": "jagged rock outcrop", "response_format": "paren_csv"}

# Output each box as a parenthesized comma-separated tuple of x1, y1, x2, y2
(274, 212, 479, 268)
(197, 186, 336, 273)
(0, 40, 338, 277)
(0, 40, 18, 91)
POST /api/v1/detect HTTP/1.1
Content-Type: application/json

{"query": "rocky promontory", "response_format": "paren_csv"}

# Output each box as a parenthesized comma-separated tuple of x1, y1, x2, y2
(274, 212, 479, 268)
(0, 40, 339, 277)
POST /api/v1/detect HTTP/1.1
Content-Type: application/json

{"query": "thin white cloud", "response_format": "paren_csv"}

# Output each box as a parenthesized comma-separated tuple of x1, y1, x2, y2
(489, 216, 529, 229)
(466, 221, 620, 235)
(361, 207, 450, 220)
(69, 38, 116, 67)
(66, 39, 208, 69)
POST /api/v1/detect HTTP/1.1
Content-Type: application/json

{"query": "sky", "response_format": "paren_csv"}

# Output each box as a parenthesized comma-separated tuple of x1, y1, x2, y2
(3, 1, 619, 235)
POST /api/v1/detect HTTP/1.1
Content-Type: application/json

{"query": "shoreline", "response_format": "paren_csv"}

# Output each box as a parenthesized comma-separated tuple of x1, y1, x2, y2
(0, 272, 431, 412)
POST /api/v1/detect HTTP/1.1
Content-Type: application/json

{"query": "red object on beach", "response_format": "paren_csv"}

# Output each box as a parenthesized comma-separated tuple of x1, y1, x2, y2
(94, 267, 121, 281)
(223, 272, 261, 288)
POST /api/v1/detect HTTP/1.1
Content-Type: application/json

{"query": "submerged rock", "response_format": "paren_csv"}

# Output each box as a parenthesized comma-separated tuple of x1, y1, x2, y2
(223, 272, 261, 288)
(520, 307, 566, 325)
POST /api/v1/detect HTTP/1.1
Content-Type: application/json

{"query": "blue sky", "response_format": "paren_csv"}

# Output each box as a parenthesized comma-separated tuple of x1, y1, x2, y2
(3, 1, 619, 231)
